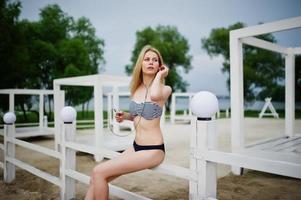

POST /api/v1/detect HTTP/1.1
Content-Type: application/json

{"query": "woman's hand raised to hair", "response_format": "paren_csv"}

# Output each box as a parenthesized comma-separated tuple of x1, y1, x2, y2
(157, 65, 169, 79)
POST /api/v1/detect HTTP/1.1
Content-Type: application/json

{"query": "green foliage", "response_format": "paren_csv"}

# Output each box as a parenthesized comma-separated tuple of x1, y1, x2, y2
(0, 1, 105, 117)
(126, 25, 192, 93)
(201, 22, 285, 102)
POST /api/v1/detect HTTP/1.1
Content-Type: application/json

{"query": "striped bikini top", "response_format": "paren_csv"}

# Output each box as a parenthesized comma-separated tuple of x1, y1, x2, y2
(129, 100, 163, 120)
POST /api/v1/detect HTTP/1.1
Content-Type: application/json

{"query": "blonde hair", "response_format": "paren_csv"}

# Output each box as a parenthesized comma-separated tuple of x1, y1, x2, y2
(130, 45, 164, 96)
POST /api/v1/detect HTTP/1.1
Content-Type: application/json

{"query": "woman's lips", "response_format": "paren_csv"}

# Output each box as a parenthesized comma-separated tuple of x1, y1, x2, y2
(147, 66, 154, 70)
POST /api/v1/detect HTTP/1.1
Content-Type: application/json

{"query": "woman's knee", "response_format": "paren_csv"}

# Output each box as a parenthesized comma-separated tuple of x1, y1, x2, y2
(92, 164, 109, 181)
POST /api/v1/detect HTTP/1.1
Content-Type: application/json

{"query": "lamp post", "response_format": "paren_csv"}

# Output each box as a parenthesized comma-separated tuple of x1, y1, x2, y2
(60, 106, 76, 199)
(3, 112, 16, 183)
(190, 91, 219, 199)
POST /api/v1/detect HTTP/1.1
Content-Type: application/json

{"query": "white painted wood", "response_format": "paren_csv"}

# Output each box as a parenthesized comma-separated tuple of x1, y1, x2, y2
(9, 92, 14, 112)
(241, 37, 288, 54)
(170, 93, 194, 123)
(4, 124, 15, 183)
(7, 137, 61, 159)
(94, 79, 104, 161)
(0, 89, 53, 136)
(112, 86, 119, 133)
(231, 16, 301, 38)
(293, 47, 301, 54)
(6, 157, 61, 186)
(61, 123, 76, 200)
(189, 116, 198, 199)
(245, 135, 285, 148)
(43, 115, 48, 127)
(205, 150, 301, 179)
(54, 75, 130, 161)
(230, 33, 244, 175)
(109, 184, 152, 200)
(39, 94, 44, 129)
(197, 120, 217, 199)
(53, 83, 61, 151)
(285, 48, 295, 137)
(243, 148, 301, 164)
(107, 92, 113, 130)
(225, 108, 229, 118)
(0, 89, 54, 95)
(268, 137, 301, 152)
(259, 98, 279, 118)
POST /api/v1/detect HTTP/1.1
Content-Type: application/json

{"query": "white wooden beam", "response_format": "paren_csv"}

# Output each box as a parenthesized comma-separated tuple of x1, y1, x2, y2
(205, 150, 301, 179)
(285, 48, 295, 137)
(230, 33, 244, 175)
(231, 16, 301, 38)
(293, 47, 301, 55)
(241, 37, 288, 54)
(0, 89, 54, 95)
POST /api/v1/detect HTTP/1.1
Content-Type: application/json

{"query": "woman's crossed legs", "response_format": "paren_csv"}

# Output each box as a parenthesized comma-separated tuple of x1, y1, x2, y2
(85, 146, 165, 200)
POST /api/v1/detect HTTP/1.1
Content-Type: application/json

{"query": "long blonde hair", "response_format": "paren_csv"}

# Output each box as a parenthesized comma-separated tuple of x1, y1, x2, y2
(130, 45, 164, 96)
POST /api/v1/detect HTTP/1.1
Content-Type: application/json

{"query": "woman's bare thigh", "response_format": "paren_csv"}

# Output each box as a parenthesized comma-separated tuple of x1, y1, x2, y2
(95, 147, 165, 179)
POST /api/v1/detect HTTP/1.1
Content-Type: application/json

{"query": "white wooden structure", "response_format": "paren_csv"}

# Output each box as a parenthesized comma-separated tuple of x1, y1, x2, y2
(170, 93, 230, 123)
(194, 118, 301, 199)
(170, 92, 194, 123)
(0, 89, 60, 138)
(53, 74, 132, 160)
(258, 97, 279, 118)
(3, 109, 299, 199)
(1, 109, 214, 199)
(230, 16, 301, 175)
(106, 91, 134, 133)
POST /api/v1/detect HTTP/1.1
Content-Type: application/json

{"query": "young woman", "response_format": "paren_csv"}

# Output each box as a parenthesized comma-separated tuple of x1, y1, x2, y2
(85, 45, 172, 200)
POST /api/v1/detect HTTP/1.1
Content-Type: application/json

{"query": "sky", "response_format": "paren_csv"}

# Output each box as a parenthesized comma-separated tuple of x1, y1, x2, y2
(19, 0, 301, 96)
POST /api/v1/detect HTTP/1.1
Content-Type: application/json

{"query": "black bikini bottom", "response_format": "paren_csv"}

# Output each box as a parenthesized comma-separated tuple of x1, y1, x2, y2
(133, 141, 165, 152)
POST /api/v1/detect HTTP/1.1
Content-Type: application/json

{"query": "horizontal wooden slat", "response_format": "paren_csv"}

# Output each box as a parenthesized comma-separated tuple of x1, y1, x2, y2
(205, 150, 301, 179)
(7, 157, 61, 186)
(7, 137, 61, 159)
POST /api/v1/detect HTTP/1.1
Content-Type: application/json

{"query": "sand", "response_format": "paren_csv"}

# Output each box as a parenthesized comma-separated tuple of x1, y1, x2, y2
(0, 118, 301, 200)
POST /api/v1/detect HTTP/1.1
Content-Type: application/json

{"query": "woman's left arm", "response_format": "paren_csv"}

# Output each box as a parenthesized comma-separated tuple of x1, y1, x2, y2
(150, 65, 172, 101)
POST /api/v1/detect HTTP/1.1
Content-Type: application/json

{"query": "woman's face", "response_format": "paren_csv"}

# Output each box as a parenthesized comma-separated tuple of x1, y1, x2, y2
(141, 50, 160, 75)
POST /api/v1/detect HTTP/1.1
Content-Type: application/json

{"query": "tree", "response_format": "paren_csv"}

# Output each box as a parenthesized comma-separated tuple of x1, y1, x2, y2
(201, 22, 284, 102)
(0, 0, 35, 118)
(126, 25, 192, 109)
(0, 1, 105, 120)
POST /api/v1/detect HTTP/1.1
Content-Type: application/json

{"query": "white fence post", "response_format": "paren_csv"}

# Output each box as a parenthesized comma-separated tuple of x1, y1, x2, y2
(60, 107, 76, 200)
(3, 113, 16, 183)
(190, 91, 219, 200)
(189, 116, 198, 199)
(43, 115, 48, 128)
(196, 118, 218, 199)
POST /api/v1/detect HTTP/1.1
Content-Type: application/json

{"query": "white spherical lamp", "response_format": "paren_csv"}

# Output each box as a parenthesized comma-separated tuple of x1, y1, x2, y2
(60, 106, 77, 123)
(3, 112, 16, 124)
(191, 91, 219, 120)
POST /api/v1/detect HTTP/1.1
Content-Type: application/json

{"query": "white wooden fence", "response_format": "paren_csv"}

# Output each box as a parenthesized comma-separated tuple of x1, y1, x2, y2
(2, 109, 300, 199)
